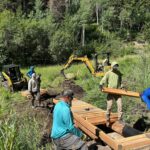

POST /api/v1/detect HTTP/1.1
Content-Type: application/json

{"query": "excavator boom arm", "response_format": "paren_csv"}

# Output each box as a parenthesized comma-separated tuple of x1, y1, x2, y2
(61, 55, 96, 78)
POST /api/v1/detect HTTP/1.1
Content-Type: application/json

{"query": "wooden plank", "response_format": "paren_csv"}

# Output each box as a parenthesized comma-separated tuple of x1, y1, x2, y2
(122, 138, 150, 149)
(87, 118, 117, 125)
(116, 134, 148, 143)
(73, 108, 105, 113)
(111, 121, 124, 135)
(102, 87, 140, 98)
(78, 112, 106, 116)
(75, 121, 98, 140)
(83, 114, 118, 119)
(72, 105, 95, 109)
(107, 132, 125, 140)
(132, 145, 150, 150)
(73, 113, 120, 150)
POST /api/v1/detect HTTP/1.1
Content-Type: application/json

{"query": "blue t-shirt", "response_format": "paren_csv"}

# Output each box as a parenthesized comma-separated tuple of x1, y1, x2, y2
(141, 88, 150, 110)
(51, 101, 82, 139)
(26, 67, 35, 78)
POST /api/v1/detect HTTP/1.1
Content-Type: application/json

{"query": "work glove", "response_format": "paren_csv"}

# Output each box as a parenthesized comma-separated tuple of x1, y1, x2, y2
(99, 84, 103, 91)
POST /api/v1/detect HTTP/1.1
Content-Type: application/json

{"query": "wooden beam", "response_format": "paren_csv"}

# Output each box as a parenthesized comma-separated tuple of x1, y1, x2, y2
(102, 87, 140, 98)
(116, 134, 149, 143)
(122, 138, 150, 149)
(87, 118, 117, 125)
(73, 113, 120, 150)
(75, 121, 98, 140)
(111, 121, 124, 135)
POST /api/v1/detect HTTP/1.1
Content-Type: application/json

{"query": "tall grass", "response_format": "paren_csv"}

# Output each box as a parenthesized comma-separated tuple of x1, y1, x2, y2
(0, 115, 53, 150)
(0, 119, 17, 150)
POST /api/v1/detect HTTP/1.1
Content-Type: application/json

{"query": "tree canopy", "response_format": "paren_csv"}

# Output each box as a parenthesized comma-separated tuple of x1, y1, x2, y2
(0, 0, 149, 66)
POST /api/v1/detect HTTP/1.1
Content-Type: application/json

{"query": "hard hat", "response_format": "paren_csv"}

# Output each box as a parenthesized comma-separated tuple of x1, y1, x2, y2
(111, 62, 119, 68)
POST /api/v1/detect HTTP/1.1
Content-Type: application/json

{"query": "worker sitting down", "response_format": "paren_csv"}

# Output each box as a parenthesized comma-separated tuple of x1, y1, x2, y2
(51, 89, 88, 150)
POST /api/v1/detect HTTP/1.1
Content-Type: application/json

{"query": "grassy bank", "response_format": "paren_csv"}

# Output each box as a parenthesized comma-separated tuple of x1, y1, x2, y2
(0, 53, 150, 149)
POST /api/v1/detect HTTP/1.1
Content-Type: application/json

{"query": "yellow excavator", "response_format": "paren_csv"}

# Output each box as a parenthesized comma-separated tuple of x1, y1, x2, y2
(0, 64, 28, 92)
(61, 51, 111, 78)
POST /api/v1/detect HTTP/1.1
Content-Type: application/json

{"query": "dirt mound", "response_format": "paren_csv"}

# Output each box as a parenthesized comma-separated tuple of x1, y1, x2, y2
(47, 78, 85, 99)
(61, 80, 85, 99)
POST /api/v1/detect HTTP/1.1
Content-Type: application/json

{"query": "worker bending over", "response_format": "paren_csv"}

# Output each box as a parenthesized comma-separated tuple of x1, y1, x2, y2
(51, 90, 88, 150)
(99, 62, 123, 126)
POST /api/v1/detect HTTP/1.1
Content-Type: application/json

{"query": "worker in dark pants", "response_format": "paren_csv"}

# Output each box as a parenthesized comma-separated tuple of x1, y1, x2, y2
(51, 90, 88, 150)
(99, 62, 123, 127)
(36, 73, 42, 106)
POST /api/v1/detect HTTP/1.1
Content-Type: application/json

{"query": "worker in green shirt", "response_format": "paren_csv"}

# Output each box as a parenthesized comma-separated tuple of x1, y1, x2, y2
(99, 62, 123, 126)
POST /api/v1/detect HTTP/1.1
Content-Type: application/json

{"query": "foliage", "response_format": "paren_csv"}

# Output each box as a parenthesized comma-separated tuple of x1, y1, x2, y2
(0, 119, 17, 150)
(0, 0, 149, 65)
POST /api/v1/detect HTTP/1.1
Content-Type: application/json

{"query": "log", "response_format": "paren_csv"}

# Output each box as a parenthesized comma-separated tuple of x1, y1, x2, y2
(21, 89, 47, 97)
(111, 121, 142, 137)
(102, 87, 140, 98)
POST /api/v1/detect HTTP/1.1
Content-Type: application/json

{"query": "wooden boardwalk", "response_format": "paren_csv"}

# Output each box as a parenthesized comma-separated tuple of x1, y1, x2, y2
(21, 90, 150, 149)
(70, 99, 150, 150)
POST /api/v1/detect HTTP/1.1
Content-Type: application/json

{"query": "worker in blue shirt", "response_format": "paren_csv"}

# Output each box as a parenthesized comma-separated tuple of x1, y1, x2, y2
(51, 89, 88, 150)
(26, 66, 35, 78)
(141, 87, 150, 110)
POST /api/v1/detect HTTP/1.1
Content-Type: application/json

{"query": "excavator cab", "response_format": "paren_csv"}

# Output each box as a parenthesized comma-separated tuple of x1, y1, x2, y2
(0, 64, 28, 91)
(94, 51, 111, 72)
(61, 51, 111, 78)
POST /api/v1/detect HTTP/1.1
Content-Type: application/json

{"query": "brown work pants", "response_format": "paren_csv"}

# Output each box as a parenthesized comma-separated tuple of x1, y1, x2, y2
(106, 94, 123, 121)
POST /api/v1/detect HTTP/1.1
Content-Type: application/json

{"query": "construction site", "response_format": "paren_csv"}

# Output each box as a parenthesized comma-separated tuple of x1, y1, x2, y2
(0, 52, 150, 150)
(0, 0, 150, 150)
(18, 75, 150, 150)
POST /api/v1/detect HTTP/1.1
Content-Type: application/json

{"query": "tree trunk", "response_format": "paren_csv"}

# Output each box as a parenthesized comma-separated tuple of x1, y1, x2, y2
(82, 25, 85, 47)
(96, 3, 99, 25)
(101, 7, 104, 33)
